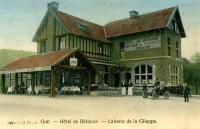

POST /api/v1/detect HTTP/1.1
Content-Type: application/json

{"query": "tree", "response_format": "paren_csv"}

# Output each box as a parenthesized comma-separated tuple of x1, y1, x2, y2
(191, 52, 200, 63)
(190, 52, 200, 94)
(183, 53, 200, 94)
(182, 53, 200, 94)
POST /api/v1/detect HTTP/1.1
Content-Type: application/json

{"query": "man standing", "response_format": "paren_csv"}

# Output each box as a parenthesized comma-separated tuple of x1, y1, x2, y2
(183, 83, 190, 102)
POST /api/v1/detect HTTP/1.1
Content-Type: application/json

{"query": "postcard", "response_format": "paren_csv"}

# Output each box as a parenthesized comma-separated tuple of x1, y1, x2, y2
(0, 0, 200, 129)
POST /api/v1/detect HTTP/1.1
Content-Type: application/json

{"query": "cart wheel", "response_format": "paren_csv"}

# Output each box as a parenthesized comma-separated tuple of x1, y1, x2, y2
(164, 91, 170, 99)
(152, 90, 158, 99)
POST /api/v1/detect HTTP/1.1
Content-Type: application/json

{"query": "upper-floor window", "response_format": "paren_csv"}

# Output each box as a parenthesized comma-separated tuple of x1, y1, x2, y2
(167, 37, 171, 45)
(176, 41, 180, 58)
(169, 19, 180, 34)
(40, 41, 46, 53)
(167, 37, 171, 56)
(172, 20, 176, 32)
(98, 43, 103, 54)
(120, 42, 125, 58)
(59, 36, 66, 50)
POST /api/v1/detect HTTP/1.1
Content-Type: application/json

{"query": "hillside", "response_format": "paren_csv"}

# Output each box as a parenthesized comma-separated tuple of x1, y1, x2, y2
(0, 49, 35, 69)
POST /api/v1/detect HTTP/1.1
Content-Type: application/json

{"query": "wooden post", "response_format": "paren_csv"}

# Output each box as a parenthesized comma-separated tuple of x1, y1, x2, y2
(88, 71, 91, 95)
(31, 72, 35, 95)
(50, 67, 56, 97)
(15, 73, 18, 94)
(0, 74, 5, 93)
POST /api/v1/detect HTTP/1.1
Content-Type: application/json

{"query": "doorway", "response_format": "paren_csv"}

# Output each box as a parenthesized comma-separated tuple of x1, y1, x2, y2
(114, 73, 120, 87)
(125, 72, 131, 83)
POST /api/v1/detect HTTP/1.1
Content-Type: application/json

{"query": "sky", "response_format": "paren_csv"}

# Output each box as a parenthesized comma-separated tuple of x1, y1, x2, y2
(0, 0, 200, 59)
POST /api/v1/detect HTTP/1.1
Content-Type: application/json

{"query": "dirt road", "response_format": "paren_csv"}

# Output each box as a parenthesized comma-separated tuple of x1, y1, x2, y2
(0, 94, 199, 129)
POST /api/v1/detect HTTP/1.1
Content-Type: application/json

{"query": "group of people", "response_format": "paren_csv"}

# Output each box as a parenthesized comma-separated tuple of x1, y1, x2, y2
(121, 79, 191, 102)
(121, 80, 133, 95)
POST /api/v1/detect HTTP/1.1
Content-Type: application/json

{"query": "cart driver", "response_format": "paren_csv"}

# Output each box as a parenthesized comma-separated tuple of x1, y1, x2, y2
(154, 79, 159, 88)
(159, 80, 165, 90)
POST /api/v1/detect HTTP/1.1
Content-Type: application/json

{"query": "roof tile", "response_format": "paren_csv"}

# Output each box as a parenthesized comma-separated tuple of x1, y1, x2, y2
(56, 11, 109, 42)
(1, 49, 77, 71)
(104, 7, 177, 38)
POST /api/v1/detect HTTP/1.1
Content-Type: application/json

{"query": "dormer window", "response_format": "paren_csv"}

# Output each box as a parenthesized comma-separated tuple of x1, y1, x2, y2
(76, 22, 90, 32)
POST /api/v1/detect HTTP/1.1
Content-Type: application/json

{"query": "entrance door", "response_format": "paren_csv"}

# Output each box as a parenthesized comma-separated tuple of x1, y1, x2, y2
(125, 73, 131, 83)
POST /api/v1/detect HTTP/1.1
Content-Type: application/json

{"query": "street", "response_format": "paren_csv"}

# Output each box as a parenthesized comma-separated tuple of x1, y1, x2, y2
(0, 94, 200, 129)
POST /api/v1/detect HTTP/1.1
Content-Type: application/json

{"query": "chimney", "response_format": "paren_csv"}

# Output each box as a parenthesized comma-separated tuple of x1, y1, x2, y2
(129, 10, 139, 19)
(48, 1, 59, 11)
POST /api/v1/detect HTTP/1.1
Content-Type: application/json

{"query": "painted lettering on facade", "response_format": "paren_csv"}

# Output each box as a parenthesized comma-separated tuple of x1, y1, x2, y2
(124, 34, 161, 51)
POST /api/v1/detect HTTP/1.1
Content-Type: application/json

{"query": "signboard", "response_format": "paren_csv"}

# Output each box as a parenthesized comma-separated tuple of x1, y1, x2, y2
(70, 58, 78, 66)
(124, 34, 161, 51)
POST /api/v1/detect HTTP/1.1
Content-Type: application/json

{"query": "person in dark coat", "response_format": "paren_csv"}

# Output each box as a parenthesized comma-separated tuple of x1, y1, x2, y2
(125, 81, 128, 95)
(183, 83, 190, 102)
(154, 79, 160, 92)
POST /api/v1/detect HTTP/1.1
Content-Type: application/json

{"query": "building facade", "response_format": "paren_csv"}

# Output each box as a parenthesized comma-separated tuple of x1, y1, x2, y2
(0, 2, 186, 96)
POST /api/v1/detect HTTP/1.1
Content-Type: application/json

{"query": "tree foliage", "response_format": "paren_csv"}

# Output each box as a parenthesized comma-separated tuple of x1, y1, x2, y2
(191, 52, 200, 64)
(183, 52, 200, 94)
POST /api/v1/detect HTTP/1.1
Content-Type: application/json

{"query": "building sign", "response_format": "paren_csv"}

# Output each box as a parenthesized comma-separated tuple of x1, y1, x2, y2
(124, 34, 161, 51)
(70, 58, 78, 66)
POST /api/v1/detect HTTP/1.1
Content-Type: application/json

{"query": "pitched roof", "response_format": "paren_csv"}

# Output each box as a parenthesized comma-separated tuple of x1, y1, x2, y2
(104, 7, 185, 38)
(0, 48, 95, 73)
(33, 6, 185, 43)
(55, 11, 109, 42)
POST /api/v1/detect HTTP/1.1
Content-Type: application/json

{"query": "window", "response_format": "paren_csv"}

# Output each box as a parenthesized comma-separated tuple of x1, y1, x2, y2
(77, 22, 90, 32)
(169, 19, 180, 34)
(69, 35, 74, 48)
(59, 36, 65, 50)
(170, 65, 179, 85)
(66, 35, 69, 49)
(120, 42, 125, 51)
(176, 41, 180, 58)
(134, 64, 154, 84)
(167, 37, 171, 45)
(167, 37, 171, 56)
(83, 39, 87, 51)
(98, 43, 103, 54)
(80, 37, 83, 51)
(172, 20, 176, 31)
(168, 47, 171, 56)
(40, 41, 46, 53)
(74, 36, 77, 48)
(120, 42, 125, 58)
